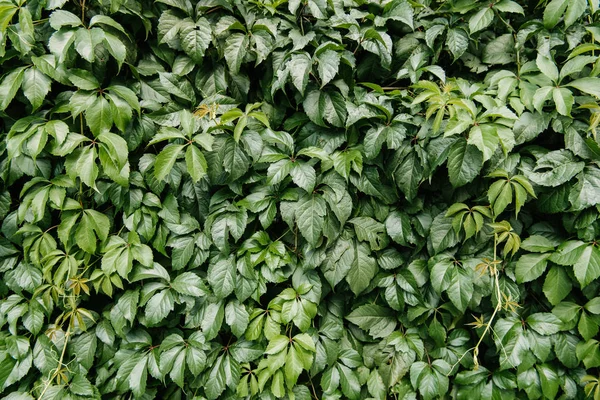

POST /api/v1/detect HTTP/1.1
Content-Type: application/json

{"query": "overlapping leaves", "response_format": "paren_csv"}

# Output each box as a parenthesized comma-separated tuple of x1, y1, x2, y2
(1, 0, 600, 398)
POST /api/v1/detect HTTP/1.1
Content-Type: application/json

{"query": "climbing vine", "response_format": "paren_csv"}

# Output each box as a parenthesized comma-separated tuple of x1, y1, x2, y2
(1, 0, 600, 397)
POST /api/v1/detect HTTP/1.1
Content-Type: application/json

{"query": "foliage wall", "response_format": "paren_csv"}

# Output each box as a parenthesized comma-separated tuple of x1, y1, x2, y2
(1, 0, 600, 397)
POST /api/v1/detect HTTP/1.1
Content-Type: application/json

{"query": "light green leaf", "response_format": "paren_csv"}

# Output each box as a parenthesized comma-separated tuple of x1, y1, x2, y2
(171, 272, 207, 297)
(225, 300, 249, 337)
(527, 312, 562, 335)
(543, 0, 568, 28)
(338, 363, 361, 400)
(317, 50, 341, 87)
(295, 193, 327, 247)
(86, 95, 113, 137)
(180, 19, 211, 63)
(446, 28, 469, 60)
(566, 77, 600, 98)
(468, 125, 498, 162)
(569, 167, 600, 210)
(565, 0, 586, 27)
(208, 256, 236, 299)
(469, 7, 493, 33)
(347, 242, 378, 295)
(288, 53, 312, 95)
(552, 87, 573, 116)
(129, 356, 148, 398)
(447, 138, 482, 187)
(145, 289, 175, 325)
(22, 68, 51, 111)
(515, 253, 551, 283)
(573, 245, 600, 287)
(290, 162, 316, 193)
(536, 54, 559, 82)
(185, 145, 208, 183)
(527, 150, 584, 187)
(155, 144, 185, 181)
(0, 67, 26, 110)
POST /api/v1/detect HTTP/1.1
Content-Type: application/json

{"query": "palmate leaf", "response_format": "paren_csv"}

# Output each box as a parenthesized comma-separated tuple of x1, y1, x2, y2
(1, 0, 599, 397)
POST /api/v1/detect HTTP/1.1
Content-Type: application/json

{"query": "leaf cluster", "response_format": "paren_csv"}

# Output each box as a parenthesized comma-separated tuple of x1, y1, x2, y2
(1, 0, 600, 398)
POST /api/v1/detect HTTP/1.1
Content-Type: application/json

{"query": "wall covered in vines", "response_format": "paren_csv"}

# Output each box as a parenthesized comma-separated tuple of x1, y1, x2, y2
(1, 0, 600, 397)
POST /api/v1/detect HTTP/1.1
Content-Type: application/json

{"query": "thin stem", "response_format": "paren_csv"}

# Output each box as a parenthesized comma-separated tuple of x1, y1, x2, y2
(80, 0, 86, 24)
(308, 375, 319, 400)
(493, 8, 514, 32)
(472, 233, 502, 369)
(37, 323, 72, 400)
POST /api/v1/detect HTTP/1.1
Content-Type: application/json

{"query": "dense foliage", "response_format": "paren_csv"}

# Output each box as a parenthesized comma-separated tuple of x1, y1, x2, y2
(1, 0, 600, 397)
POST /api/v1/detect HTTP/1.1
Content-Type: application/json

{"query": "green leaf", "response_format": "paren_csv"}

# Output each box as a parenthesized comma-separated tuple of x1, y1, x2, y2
(288, 53, 312, 95)
(303, 89, 347, 127)
(552, 87, 573, 116)
(171, 272, 207, 297)
(578, 311, 599, 340)
(349, 217, 386, 251)
(347, 242, 378, 295)
(394, 152, 422, 201)
(295, 193, 327, 247)
(527, 312, 562, 335)
(536, 54, 559, 82)
(346, 304, 397, 338)
(515, 253, 551, 283)
(22, 68, 51, 111)
(446, 28, 469, 60)
(155, 144, 185, 181)
(225, 33, 249, 74)
(180, 19, 211, 63)
(185, 145, 208, 183)
(447, 267, 473, 312)
(385, 211, 415, 246)
(290, 163, 316, 193)
(338, 363, 361, 400)
(367, 369, 386, 400)
(469, 7, 494, 33)
(543, 266, 572, 305)
(568, 167, 600, 211)
(527, 150, 584, 187)
(566, 77, 600, 98)
(429, 212, 459, 254)
(447, 138, 483, 187)
(564, 0, 586, 27)
(145, 289, 175, 325)
(573, 244, 600, 287)
(543, 0, 568, 28)
(225, 300, 249, 337)
(129, 356, 148, 398)
(317, 50, 341, 87)
(76, 210, 109, 253)
(86, 95, 113, 137)
(208, 255, 236, 299)
(0, 67, 26, 110)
